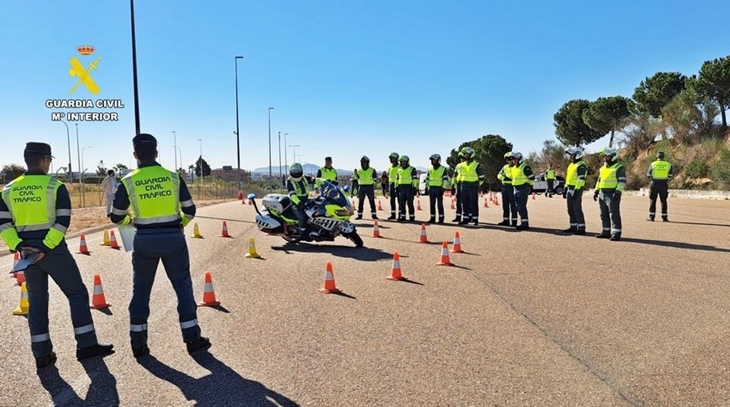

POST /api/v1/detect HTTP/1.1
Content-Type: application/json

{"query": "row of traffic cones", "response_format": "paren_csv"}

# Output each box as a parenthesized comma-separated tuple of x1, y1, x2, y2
(79, 230, 121, 255)
(319, 238, 464, 294)
(11, 273, 112, 316)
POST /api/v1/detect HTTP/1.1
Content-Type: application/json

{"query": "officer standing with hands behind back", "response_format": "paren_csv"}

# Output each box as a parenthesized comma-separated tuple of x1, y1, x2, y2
(111, 133, 210, 358)
(647, 151, 673, 222)
(0, 142, 114, 369)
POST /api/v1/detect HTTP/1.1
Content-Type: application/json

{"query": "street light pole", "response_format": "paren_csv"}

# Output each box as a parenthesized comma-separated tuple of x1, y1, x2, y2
(171, 131, 177, 170)
(234, 56, 244, 192)
(267, 107, 274, 179)
(81, 146, 91, 207)
(75, 123, 82, 187)
(130, 0, 141, 135)
(284, 133, 289, 171)
(289, 144, 301, 165)
(278, 131, 282, 179)
(59, 120, 72, 182)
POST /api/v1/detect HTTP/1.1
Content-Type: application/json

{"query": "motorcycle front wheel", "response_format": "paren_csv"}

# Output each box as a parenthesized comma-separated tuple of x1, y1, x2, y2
(343, 231, 364, 247)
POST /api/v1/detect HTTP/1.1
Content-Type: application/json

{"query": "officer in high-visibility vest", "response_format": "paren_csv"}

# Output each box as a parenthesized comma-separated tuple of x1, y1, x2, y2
(396, 155, 419, 222)
(426, 153, 450, 224)
(458, 147, 485, 225)
(0, 142, 114, 369)
(111, 134, 210, 357)
(593, 147, 626, 241)
(497, 152, 516, 226)
(545, 165, 556, 197)
(286, 163, 318, 239)
(510, 152, 534, 230)
(563, 147, 588, 235)
(451, 151, 466, 223)
(316, 156, 338, 186)
(647, 151, 673, 222)
(354, 156, 378, 220)
(387, 152, 400, 220)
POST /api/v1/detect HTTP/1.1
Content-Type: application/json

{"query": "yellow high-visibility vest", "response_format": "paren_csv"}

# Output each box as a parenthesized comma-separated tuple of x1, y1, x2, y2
(121, 166, 182, 226)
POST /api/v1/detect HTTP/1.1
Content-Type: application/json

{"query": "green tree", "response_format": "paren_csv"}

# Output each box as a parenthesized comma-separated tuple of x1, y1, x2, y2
(693, 56, 730, 129)
(1, 164, 26, 182)
(446, 134, 512, 189)
(195, 157, 211, 177)
(553, 99, 604, 147)
(632, 71, 687, 118)
(582, 96, 633, 148)
(527, 140, 570, 174)
(96, 160, 107, 176)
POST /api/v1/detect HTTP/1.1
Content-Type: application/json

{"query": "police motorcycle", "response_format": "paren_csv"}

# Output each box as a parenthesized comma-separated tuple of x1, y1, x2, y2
(247, 180, 364, 247)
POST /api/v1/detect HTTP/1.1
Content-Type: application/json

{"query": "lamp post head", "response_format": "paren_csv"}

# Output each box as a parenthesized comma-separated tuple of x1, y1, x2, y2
(235, 56, 244, 59)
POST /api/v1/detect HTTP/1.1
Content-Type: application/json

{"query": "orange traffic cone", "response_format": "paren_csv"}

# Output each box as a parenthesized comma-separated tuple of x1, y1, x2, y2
(237, 191, 243, 200)
(436, 241, 453, 266)
(450, 200, 455, 210)
(532, 192, 536, 200)
(13, 282, 29, 316)
(221, 221, 231, 237)
(452, 231, 465, 253)
(417, 199, 422, 211)
(483, 198, 489, 208)
(387, 252, 407, 281)
(14, 270, 25, 286)
(78, 234, 91, 255)
(493, 195, 499, 206)
(109, 230, 120, 250)
(248, 199, 253, 205)
(419, 224, 428, 243)
(372, 220, 381, 238)
(319, 262, 341, 294)
(198, 271, 221, 306)
(377, 200, 383, 211)
(89, 274, 111, 309)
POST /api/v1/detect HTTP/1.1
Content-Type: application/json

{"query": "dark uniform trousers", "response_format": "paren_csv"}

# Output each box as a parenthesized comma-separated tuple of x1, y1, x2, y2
(648, 181, 668, 219)
(357, 185, 377, 217)
(389, 183, 398, 217)
(130, 228, 201, 347)
(547, 180, 554, 196)
(566, 188, 586, 230)
(461, 183, 479, 222)
(397, 186, 416, 220)
(453, 184, 463, 220)
(501, 185, 516, 225)
(24, 240, 98, 358)
(599, 190, 622, 237)
(514, 184, 531, 226)
(429, 186, 445, 221)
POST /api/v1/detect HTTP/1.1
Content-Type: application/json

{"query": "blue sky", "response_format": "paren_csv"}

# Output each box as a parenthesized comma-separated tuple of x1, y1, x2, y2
(1, 0, 728, 176)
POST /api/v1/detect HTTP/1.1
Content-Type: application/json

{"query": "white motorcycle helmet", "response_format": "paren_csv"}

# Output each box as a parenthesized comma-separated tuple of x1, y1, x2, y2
(289, 163, 303, 181)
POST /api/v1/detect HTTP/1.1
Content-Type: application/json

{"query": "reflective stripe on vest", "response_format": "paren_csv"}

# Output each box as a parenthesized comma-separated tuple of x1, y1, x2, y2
(357, 167, 376, 185)
(428, 166, 446, 187)
(397, 166, 415, 186)
(651, 160, 670, 179)
(320, 167, 337, 181)
(512, 162, 529, 186)
(2, 176, 60, 232)
(546, 169, 555, 180)
(460, 161, 479, 183)
(122, 166, 181, 225)
(598, 163, 622, 189)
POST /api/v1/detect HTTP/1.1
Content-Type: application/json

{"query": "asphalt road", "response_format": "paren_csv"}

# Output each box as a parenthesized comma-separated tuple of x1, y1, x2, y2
(1, 193, 729, 406)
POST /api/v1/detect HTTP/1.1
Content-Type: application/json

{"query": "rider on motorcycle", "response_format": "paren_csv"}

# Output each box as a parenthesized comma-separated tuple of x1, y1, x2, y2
(286, 163, 318, 240)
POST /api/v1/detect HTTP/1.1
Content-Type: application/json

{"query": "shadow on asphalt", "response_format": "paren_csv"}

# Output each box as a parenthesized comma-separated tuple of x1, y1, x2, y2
(270, 243, 393, 261)
(138, 352, 299, 406)
(617, 237, 730, 253)
(659, 220, 730, 228)
(37, 357, 119, 406)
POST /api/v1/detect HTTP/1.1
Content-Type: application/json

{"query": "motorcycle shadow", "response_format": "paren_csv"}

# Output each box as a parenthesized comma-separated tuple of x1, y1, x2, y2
(271, 242, 393, 261)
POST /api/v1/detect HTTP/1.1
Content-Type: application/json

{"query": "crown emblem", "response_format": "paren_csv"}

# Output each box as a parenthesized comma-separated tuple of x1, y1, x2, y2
(77, 45, 95, 56)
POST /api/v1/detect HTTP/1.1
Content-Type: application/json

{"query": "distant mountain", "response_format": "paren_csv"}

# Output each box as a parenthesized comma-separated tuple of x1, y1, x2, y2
(251, 164, 353, 176)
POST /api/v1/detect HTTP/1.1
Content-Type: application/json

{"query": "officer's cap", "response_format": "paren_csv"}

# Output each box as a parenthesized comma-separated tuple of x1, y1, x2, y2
(133, 133, 158, 149)
(24, 142, 54, 158)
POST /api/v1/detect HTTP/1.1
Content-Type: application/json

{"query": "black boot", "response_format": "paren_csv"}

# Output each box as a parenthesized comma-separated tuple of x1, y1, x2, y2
(387, 214, 396, 220)
(427, 216, 436, 224)
(186, 337, 211, 353)
(76, 343, 115, 361)
(452, 216, 461, 223)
